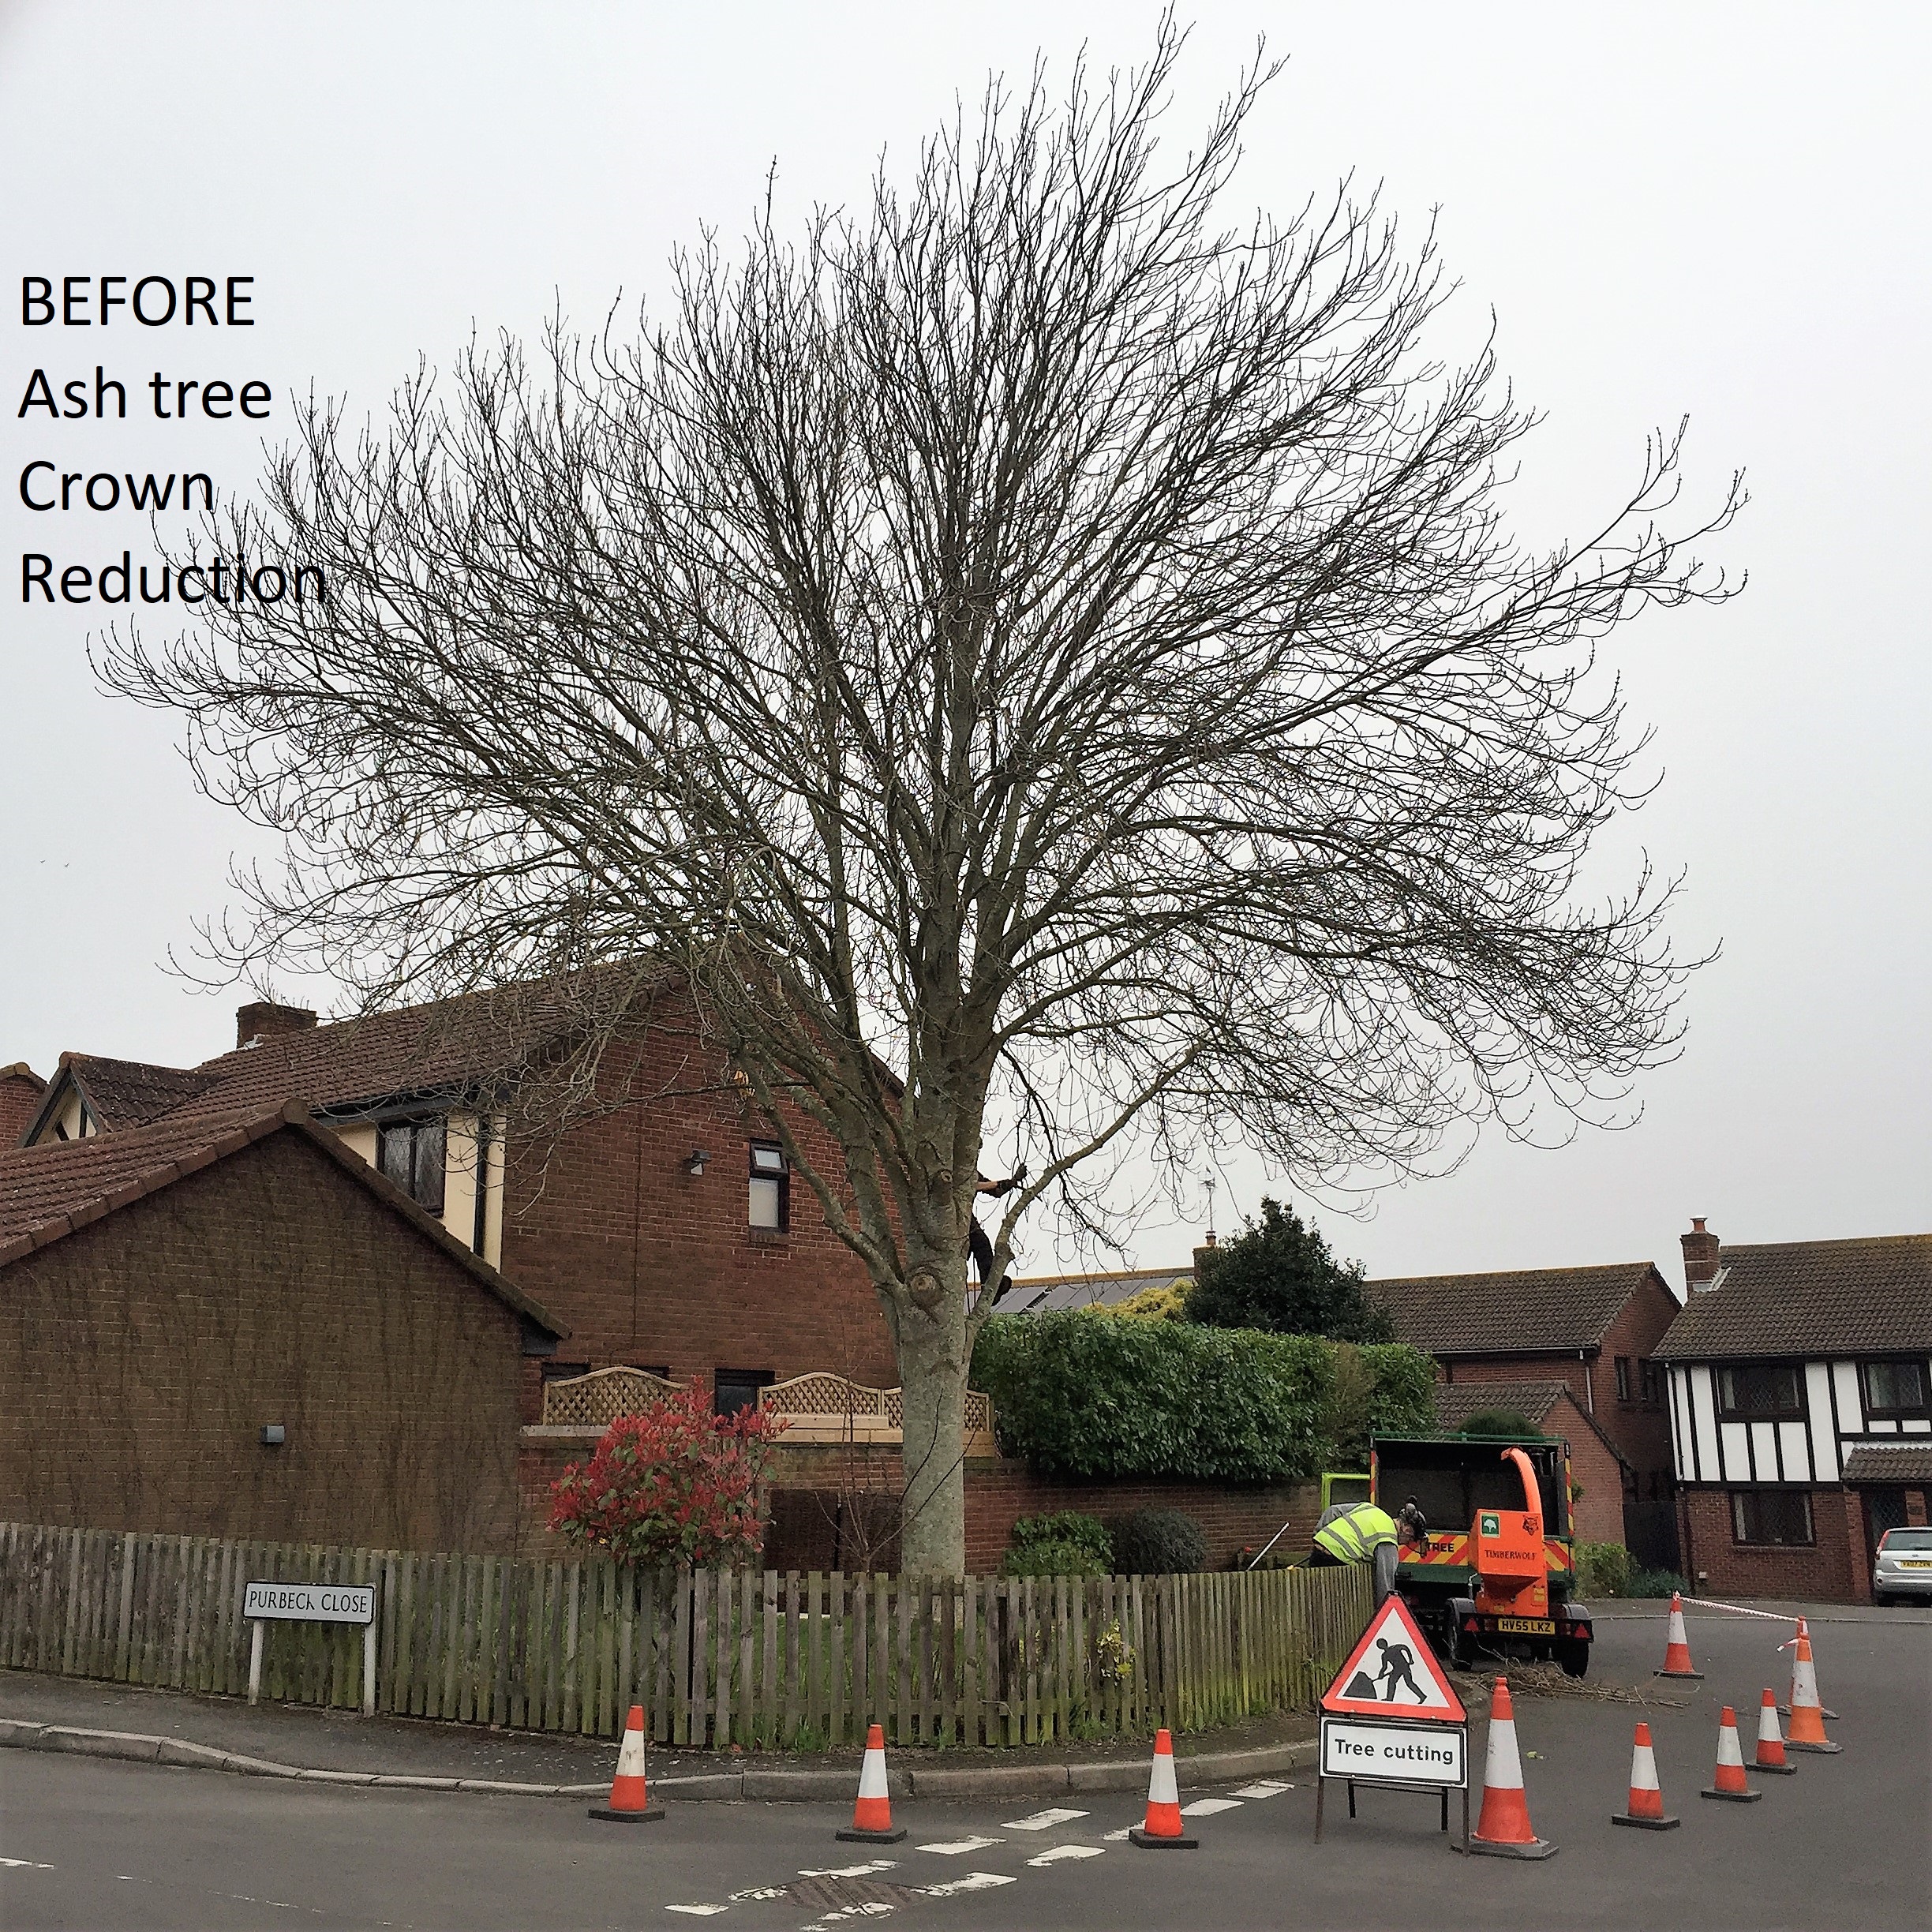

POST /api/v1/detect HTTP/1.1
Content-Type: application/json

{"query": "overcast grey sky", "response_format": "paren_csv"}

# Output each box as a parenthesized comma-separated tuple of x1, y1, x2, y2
(3, 2, 1926, 1286)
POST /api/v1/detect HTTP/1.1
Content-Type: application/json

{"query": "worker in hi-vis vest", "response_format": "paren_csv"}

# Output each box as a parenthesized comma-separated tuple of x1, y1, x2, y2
(1309, 1500, 1401, 1604)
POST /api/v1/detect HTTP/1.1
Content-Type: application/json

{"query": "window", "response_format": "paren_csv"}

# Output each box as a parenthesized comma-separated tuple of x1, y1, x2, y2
(539, 1360, 592, 1383)
(1615, 1357, 1632, 1402)
(714, 1368, 773, 1417)
(1714, 1364, 1803, 1422)
(1639, 1359, 1664, 1406)
(376, 1115, 446, 1214)
(748, 1141, 789, 1232)
(1730, 1489, 1814, 1547)
(1861, 1359, 1930, 1421)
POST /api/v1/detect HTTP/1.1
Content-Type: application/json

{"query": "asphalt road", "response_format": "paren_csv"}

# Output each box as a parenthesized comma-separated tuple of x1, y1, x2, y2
(3, 1604, 1925, 1932)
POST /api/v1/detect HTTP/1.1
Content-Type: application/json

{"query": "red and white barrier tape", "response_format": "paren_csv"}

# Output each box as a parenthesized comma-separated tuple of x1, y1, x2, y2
(1681, 1597, 1800, 1623)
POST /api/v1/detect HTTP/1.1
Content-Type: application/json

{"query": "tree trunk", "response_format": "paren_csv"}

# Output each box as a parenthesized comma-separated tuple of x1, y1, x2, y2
(892, 1276, 972, 1575)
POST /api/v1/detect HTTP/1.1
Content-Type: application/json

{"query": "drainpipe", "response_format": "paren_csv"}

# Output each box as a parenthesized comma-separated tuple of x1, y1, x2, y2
(1582, 1349, 1594, 1414)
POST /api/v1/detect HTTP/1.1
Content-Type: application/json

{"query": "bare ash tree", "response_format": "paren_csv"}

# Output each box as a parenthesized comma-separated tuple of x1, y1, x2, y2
(100, 28, 1742, 1573)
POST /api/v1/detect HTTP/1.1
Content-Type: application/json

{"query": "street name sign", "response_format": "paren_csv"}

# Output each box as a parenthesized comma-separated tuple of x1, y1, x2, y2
(243, 1581, 374, 1624)
(242, 1581, 378, 1714)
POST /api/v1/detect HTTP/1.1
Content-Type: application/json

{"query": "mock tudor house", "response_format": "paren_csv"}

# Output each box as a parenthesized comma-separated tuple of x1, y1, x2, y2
(1368, 1260, 1684, 1565)
(1655, 1220, 1931, 1604)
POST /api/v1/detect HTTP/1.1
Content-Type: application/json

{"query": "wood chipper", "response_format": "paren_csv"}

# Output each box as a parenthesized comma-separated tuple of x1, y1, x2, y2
(1369, 1432, 1593, 1676)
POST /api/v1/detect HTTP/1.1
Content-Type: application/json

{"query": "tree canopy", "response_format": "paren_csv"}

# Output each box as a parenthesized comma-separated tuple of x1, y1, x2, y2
(1186, 1197, 1393, 1342)
(99, 27, 1739, 1570)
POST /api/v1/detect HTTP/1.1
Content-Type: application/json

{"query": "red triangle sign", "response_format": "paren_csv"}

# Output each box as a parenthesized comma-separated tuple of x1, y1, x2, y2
(1320, 1594, 1466, 1723)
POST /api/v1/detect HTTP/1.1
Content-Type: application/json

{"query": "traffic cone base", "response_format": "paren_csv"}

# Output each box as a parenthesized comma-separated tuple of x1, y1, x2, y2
(836, 1824, 908, 1842)
(590, 1704, 665, 1822)
(1653, 1668, 1705, 1679)
(1457, 1834, 1559, 1859)
(1129, 1825, 1200, 1850)
(1785, 1738, 1842, 1755)
(1612, 1810, 1680, 1830)
(1700, 1785, 1763, 1803)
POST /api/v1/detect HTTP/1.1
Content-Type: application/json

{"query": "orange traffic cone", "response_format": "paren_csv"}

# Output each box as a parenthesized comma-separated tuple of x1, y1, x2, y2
(1654, 1593, 1703, 1679)
(1784, 1625, 1841, 1754)
(589, 1704, 665, 1822)
(1129, 1728, 1199, 1849)
(1458, 1679, 1557, 1859)
(1611, 1721, 1681, 1829)
(1753, 1689, 1797, 1775)
(1700, 1706, 1762, 1803)
(837, 1724, 906, 1842)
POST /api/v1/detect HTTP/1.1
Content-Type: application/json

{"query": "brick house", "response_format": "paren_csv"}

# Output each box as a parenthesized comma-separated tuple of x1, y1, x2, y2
(1368, 1262, 1683, 1564)
(17, 984, 900, 1406)
(1655, 1222, 1931, 1604)
(0, 1102, 566, 1552)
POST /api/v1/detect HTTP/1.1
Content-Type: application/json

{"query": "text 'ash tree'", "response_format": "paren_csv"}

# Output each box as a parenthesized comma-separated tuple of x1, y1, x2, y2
(102, 30, 1741, 1573)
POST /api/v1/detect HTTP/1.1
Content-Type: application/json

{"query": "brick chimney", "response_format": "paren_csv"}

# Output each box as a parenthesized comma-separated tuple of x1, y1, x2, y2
(1681, 1216, 1721, 1294)
(236, 1002, 318, 1050)
(0, 1062, 47, 1148)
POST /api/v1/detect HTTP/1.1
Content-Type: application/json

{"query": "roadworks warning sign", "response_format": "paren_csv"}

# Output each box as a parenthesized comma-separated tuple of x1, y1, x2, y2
(1320, 1593, 1465, 1723)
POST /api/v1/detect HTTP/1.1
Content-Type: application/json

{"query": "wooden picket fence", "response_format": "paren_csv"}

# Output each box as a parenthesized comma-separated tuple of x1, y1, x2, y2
(0, 1521, 1369, 1748)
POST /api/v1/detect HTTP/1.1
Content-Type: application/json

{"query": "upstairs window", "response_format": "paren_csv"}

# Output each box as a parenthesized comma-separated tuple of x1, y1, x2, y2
(1862, 1359, 1930, 1421)
(1714, 1364, 1803, 1423)
(376, 1115, 446, 1215)
(1615, 1357, 1632, 1402)
(1730, 1488, 1814, 1547)
(1639, 1359, 1664, 1406)
(748, 1141, 789, 1232)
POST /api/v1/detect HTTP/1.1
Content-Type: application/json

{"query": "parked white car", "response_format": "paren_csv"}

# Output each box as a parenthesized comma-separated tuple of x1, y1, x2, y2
(1872, 1526, 1932, 1604)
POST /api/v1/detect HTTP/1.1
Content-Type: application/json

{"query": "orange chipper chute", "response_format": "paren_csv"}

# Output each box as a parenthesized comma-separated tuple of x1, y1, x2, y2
(1470, 1446, 1550, 1622)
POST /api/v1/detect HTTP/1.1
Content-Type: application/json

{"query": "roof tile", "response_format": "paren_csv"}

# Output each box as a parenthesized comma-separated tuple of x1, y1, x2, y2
(1369, 1264, 1664, 1354)
(1653, 1234, 1930, 1359)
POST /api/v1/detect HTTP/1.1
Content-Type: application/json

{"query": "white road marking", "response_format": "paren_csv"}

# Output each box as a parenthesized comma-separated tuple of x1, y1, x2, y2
(922, 1872, 1017, 1897)
(1001, 1807, 1089, 1830)
(1028, 1844, 1106, 1866)
(665, 1907, 728, 1918)
(1102, 1826, 1133, 1841)
(728, 1887, 788, 1901)
(1180, 1797, 1243, 1816)
(915, 1836, 1004, 1855)
(1233, 1780, 1294, 1798)
(798, 1862, 899, 1878)
(1, 1858, 55, 1870)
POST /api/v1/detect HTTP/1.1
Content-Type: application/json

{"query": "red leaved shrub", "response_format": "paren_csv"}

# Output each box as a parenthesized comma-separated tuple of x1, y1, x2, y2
(548, 1383, 788, 1567)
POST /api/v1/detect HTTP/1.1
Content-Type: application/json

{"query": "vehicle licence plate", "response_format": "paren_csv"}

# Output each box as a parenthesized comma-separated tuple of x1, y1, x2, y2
(1900, 1559, 1932, 1569)
(1495, 1617, 1556, 1634)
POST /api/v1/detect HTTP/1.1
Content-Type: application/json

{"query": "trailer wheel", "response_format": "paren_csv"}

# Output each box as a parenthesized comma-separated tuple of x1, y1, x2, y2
(1556, 1638, 1590, 1679)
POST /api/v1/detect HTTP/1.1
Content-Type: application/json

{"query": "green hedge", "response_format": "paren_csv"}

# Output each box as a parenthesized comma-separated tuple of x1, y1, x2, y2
(971, 1314, 1435, 1483)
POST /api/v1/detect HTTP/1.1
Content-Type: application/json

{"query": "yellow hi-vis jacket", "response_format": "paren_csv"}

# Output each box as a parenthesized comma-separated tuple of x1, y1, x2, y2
(1312, 1501, 1399, 1564)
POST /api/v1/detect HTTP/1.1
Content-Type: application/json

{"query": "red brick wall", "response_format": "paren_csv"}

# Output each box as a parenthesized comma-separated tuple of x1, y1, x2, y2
(500, 1026, 897, 1395)
(1544, 1394, 1627, 1544)
(519, 1434, 1320, 1575)
(1677, 1487, 1870, 1604)
(1593, 1271, 1680, 1491)
(1440, 1356, 1594, 1402)
(0, 1133, 534, 1552)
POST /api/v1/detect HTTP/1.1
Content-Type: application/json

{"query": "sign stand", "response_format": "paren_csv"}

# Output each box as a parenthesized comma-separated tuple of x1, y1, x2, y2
(242, 1580, 379, 1716)
(1313, 1593, 1469, 1849)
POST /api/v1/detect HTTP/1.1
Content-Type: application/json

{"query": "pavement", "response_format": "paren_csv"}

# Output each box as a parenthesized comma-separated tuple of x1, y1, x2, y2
(2, 1600, 1926, 1930)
